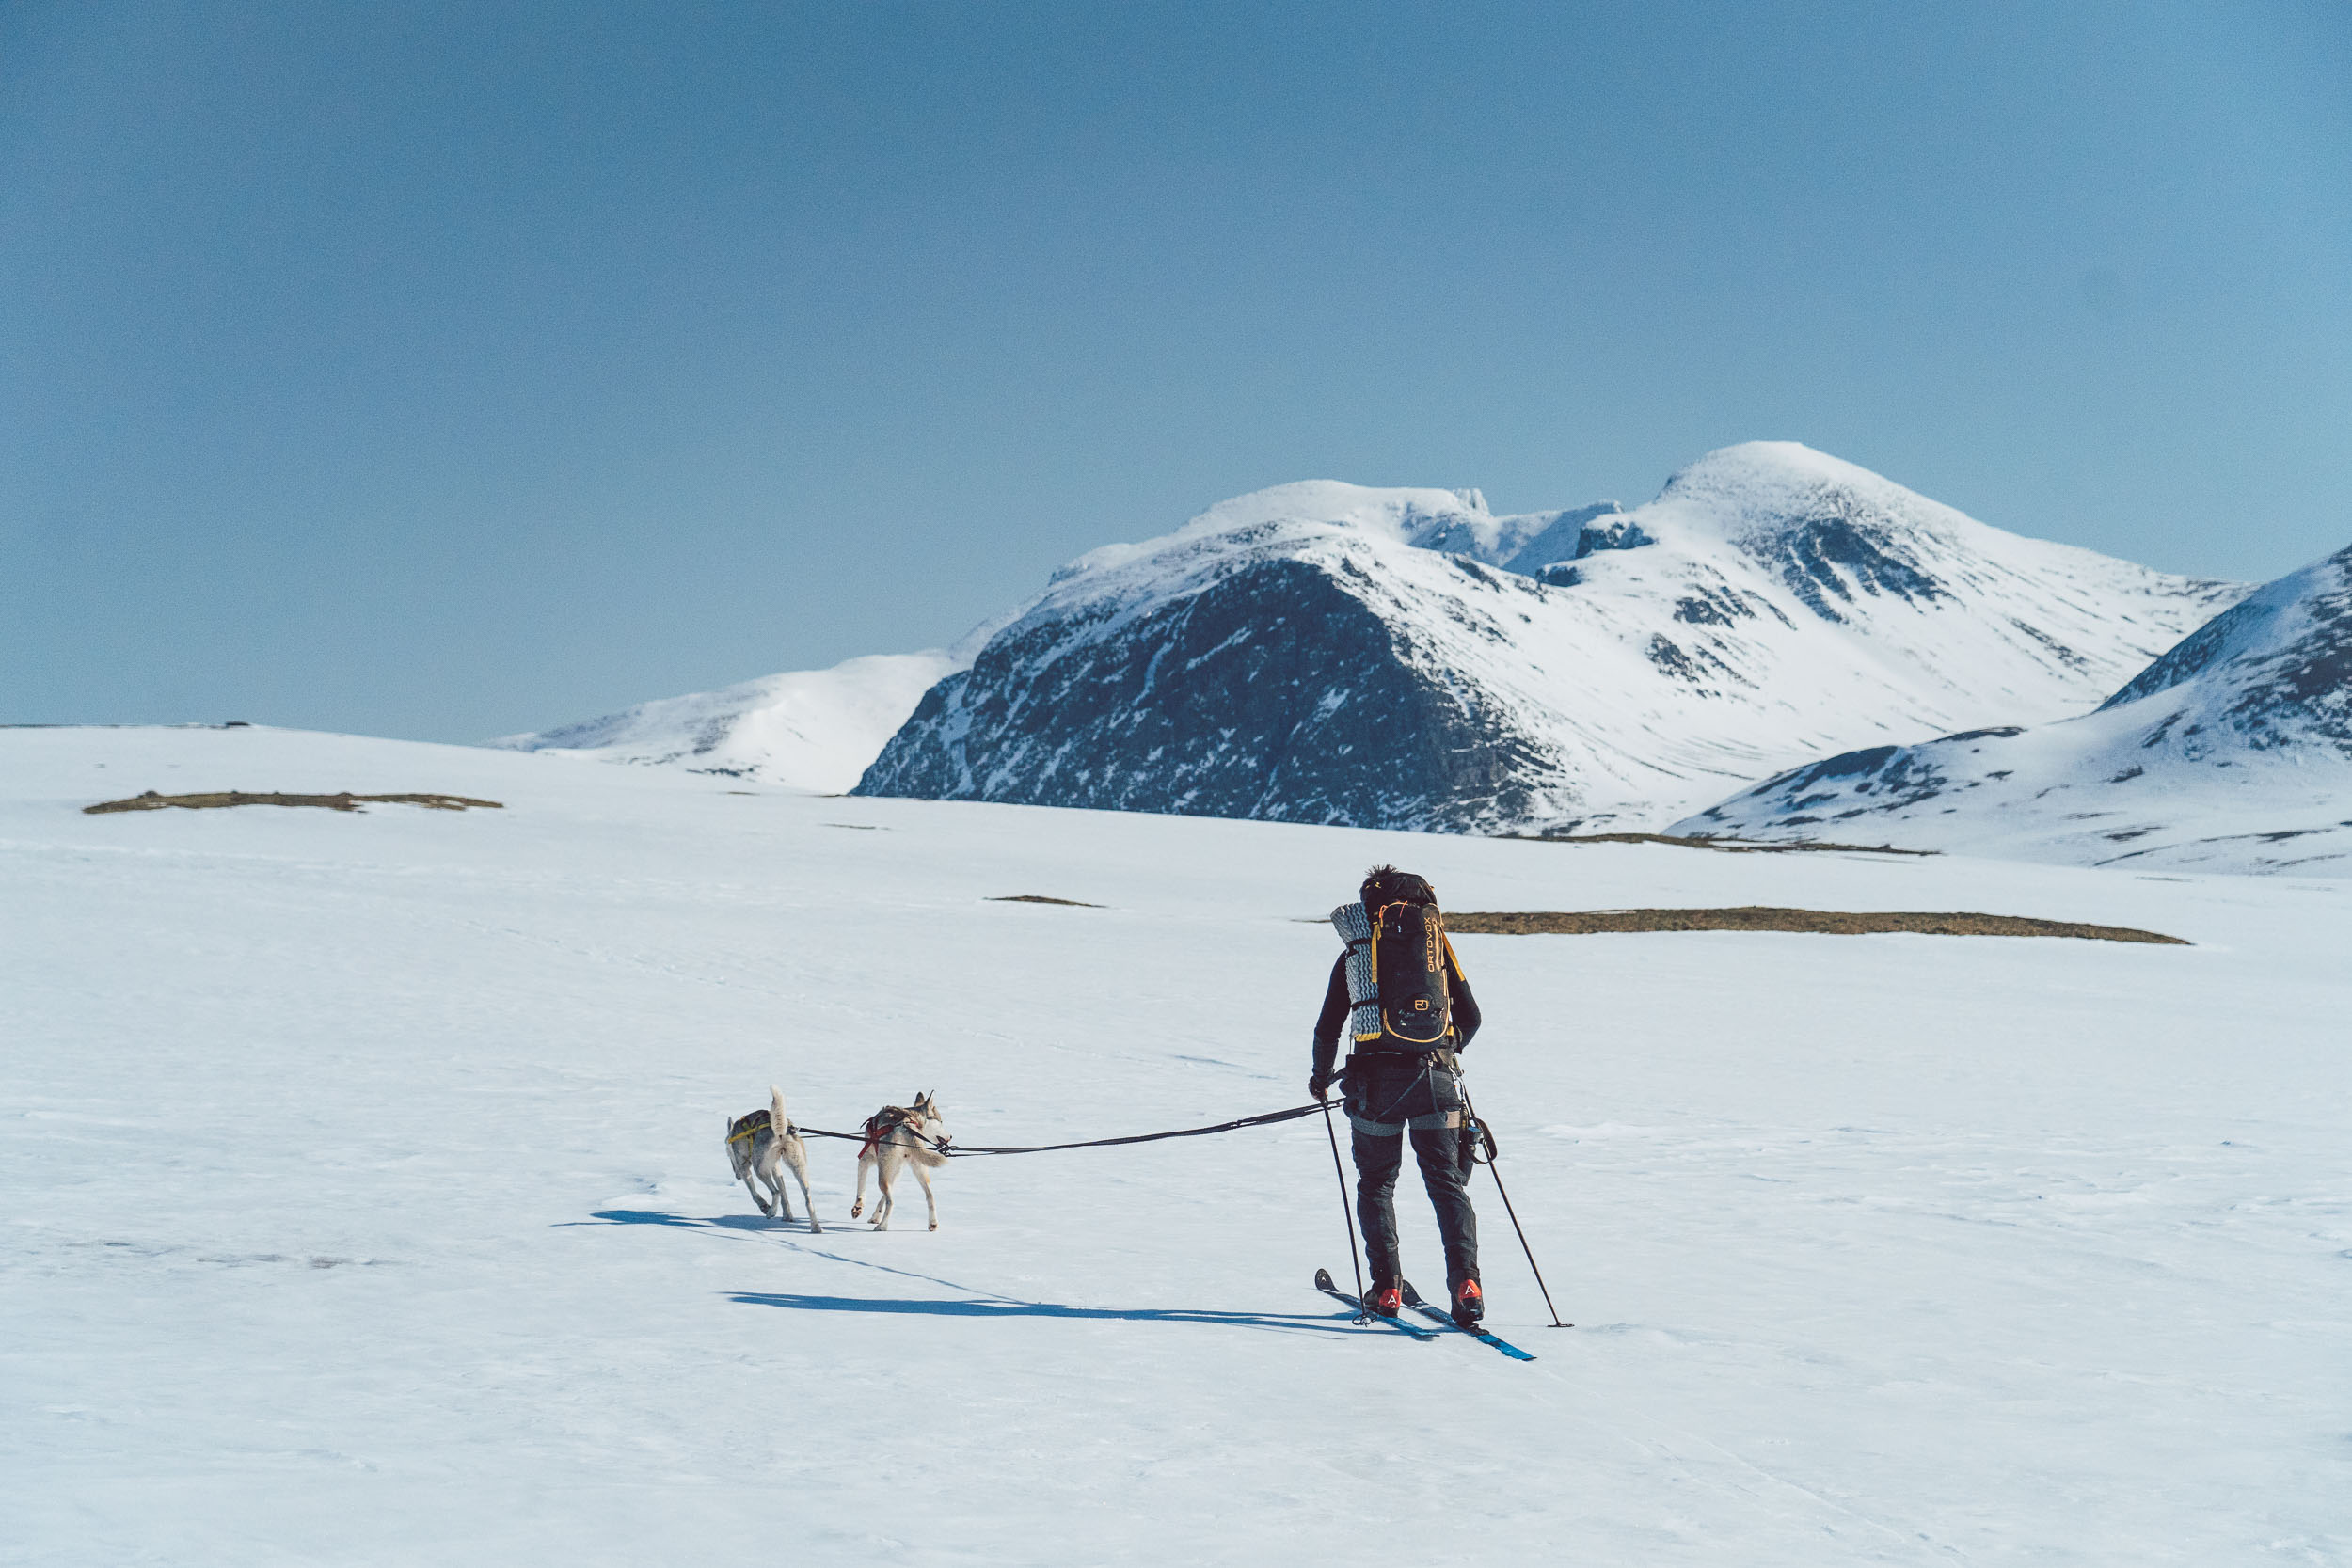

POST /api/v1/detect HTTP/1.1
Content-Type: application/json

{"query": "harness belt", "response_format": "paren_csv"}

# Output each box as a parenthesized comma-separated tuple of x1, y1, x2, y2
(726, 1118, 800, 1147)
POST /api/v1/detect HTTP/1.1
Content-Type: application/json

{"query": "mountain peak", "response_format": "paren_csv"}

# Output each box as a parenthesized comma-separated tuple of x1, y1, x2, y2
(1631, 442, 2094, 626)
(1671, 439, 1887, 490)
(859, 446, 2249, 832)
(1047, 479, 1584, 587)
(1178, 481, 1486, 544)
(1647, 442, 1964, 546)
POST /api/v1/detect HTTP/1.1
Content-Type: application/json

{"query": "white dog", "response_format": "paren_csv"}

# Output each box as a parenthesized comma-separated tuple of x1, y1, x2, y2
(725, 1086, 819, 1229)
(850, 1091, 951, 1231)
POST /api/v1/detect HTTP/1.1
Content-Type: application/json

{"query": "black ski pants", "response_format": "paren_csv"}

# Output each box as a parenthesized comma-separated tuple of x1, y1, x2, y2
(1345, 1053, 1479, 1295)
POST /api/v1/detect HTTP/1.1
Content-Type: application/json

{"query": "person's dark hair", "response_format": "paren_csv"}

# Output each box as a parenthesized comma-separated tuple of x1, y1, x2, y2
(1361, 863, 1437, 909)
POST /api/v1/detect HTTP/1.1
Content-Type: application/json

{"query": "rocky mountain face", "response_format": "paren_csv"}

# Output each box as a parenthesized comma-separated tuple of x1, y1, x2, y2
(854, 445, 2248, 833)
(2093, 542, 2352, 751)
(1673, 542, 2352, 875)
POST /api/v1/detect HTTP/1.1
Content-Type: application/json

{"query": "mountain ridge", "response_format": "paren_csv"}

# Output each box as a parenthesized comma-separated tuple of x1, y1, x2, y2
(855, 442, 2248, 832)
(1672, 540, 2352, 875)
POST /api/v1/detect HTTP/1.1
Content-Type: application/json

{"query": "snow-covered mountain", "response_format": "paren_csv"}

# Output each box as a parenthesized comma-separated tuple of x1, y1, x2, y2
(491, 649, 965, 793)
(855, 444, 2249, 832)
(1672, 541, 2352, 876)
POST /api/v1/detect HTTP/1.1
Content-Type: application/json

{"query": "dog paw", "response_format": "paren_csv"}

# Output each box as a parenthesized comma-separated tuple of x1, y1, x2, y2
(929, 1222, 938, 1231)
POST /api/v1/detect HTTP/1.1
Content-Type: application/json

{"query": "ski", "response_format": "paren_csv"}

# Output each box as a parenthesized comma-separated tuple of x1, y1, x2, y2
(1315, 1267, 1435, 1338)
(1400, 1280, 1540, 1360)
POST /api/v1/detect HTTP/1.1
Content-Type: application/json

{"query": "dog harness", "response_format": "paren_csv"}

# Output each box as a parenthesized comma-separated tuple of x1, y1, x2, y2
(726, 1110, 798, 1147)
(855, 1105, 949, 1161)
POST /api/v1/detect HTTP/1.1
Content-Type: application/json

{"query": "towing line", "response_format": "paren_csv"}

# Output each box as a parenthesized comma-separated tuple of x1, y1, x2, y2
(788, 1101, 1327, 1158)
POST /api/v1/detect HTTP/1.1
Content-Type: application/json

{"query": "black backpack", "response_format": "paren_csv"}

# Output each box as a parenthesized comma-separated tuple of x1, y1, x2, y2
(1370, 900, 1453, 1048)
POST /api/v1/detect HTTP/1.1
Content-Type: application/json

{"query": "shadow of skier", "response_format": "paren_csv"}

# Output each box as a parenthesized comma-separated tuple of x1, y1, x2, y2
(575, 1210, 1352, 1336)
(727, 1291, 1357, 1337)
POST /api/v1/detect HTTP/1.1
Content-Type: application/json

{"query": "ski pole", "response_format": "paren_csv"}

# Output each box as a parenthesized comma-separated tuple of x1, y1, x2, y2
(1462, 1089, 1569, 1328)
(1318, 1092, 1371, 1323)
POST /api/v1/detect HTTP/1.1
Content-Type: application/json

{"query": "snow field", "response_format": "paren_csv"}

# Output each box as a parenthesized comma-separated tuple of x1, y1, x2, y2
(4, 727, 2347, 1564)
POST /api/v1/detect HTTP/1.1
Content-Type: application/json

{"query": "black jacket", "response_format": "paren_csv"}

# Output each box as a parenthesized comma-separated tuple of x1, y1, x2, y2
(1311, 946, 1480, 1081)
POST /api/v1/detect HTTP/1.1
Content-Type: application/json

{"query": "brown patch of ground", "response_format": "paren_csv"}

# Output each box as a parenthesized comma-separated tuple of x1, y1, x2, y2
(86, 790, 501, 816)
(989, 895, 1104, 907)
(1447, 907, 2186, 944)
(1501, 832, 1936, 856)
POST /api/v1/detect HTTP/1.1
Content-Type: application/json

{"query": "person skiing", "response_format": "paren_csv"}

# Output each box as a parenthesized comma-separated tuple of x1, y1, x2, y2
(1311, 864, 1484, 1327)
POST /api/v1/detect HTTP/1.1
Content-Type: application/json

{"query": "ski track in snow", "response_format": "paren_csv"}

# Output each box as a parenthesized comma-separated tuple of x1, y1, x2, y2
(5, 726, 2348, 1565)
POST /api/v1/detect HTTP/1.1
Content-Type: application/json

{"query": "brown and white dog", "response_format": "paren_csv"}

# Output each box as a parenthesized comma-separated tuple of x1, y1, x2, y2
(725, 1086, 819, 1229)
(850, 1091, 951, 1231)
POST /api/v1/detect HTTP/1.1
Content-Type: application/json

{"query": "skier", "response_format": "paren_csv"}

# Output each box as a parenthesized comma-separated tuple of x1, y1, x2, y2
(1310, 864, 1485, 1328)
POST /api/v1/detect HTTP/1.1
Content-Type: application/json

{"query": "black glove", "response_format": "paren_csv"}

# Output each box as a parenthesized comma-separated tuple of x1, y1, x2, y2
(1308, 1070, 1334, 1101)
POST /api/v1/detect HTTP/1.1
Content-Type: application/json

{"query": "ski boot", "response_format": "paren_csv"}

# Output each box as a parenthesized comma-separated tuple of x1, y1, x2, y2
(1366, 1280, 1404, 1319)
(1452, 1278, 1485, 1329)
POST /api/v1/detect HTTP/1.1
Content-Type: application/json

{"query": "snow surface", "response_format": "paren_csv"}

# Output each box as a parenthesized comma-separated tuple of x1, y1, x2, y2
(490, 650, 963, 793)
(862, 444, 2248, 833)
(1151, 479, 1612, 571)
(1674, 541, 2352, 876)
(8, 723, 2347, 1563)
(1123, 476, 1628, 583)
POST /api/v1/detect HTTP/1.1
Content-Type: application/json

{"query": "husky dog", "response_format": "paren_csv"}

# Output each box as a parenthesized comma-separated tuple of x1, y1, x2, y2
(850, 1091, 951, 1231)
(725, 1085, 820, 1229)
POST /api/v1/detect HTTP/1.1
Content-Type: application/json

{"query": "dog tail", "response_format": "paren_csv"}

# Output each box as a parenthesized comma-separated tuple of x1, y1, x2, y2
(770, 1084, 789, 1135)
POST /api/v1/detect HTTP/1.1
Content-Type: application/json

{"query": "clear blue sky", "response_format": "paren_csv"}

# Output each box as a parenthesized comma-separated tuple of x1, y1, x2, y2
(6, 1, 2348, 740)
